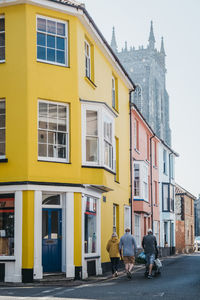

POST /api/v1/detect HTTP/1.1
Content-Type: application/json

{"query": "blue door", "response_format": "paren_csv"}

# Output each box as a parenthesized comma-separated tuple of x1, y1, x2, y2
(42, 208, 62, 272)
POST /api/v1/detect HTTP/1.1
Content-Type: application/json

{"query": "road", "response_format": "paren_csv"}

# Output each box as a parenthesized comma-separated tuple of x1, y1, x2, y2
(0, 253, 200, 300)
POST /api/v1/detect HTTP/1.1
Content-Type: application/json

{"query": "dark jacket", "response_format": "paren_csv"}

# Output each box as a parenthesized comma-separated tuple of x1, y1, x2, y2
(142, 234, 157, 255)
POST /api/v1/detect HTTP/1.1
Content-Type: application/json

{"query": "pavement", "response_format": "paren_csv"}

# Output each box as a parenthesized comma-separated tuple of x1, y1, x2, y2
(0, 254, 179, 287)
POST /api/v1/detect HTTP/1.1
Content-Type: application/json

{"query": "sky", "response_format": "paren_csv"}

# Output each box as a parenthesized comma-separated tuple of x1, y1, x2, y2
(83, 0, 200, 198)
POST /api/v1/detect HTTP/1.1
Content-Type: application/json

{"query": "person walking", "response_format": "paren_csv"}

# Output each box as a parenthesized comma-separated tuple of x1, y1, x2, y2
(142, 228, 158, 279)
(106, 232, 120, 277)
(119, 228, 137, 279)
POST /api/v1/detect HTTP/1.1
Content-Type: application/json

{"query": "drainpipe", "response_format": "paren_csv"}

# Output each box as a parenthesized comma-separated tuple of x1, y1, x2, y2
(169, 152, 173, 252)
(150, 134, 155, 233)
(129, 89, 134, 234)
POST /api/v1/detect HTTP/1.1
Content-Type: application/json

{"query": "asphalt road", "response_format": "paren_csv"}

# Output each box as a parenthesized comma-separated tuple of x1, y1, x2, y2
(0, 253, 200, 300)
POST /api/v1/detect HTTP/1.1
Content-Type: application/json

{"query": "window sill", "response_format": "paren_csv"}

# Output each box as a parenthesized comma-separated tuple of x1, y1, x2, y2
(0, 60, 5, 64)
(84, 76, 97, 89)
(0, 257, 15, 261)
(37, 59, 68, 68)
(82, 165, 116, 175)
(0, 158, 8, 163)
(84, 255, 100, 260)
(38, 159, 71, 164)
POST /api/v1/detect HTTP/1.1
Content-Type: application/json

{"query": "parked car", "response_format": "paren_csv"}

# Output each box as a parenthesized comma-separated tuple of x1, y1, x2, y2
(194, 236, 200, 251)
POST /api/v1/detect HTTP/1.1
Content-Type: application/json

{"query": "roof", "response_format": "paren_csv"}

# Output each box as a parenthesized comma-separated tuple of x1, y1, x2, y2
(47, 0, 136, 89)
(175, 183, 197, 200)
(53, 0, 82, 7)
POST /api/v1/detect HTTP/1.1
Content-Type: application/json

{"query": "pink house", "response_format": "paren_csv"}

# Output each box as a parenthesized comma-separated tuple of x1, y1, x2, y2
(131, 104, 160, 248)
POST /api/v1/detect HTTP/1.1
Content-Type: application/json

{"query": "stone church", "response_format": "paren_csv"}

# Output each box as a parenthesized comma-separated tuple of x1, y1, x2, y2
(111, 22, 171, 146)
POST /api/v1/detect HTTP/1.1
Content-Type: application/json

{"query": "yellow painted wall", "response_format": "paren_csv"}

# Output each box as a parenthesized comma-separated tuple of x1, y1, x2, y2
(0, 2, 131, 267)
(22, 190, 34, 269)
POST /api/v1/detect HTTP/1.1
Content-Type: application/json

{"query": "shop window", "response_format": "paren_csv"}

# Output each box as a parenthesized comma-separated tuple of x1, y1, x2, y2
(38, 100, 69, 162)
(0, 16, 5, 62)
(84, 196, 97, 254)
(37, 15, 68, 66)
(0, 194, 14, 256)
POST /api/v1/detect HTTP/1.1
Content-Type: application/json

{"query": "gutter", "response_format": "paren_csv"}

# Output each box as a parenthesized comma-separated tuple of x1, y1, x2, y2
(48, 0, 136, 89)
(129, 89, 135, 234)
(150, 134, 155, 233)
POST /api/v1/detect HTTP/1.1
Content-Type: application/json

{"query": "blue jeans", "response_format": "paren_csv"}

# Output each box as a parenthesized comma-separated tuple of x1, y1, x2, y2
(146, 253, 155, 266)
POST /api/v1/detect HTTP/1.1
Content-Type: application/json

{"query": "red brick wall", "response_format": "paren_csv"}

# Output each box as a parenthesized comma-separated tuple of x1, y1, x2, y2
(176, 220, 185, 253)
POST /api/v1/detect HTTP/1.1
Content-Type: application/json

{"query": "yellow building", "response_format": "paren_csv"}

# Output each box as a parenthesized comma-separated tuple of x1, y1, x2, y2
(0, 0, 135, 282)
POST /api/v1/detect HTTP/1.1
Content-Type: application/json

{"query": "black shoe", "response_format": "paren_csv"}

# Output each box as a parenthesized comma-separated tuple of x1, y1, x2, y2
(147, 274, 153, 279)
(127, 271, 132, 279)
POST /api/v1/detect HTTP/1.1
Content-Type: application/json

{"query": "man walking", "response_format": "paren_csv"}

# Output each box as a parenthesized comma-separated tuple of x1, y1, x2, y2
(119, 228, 137, 279)
(142, 228, 157, 279)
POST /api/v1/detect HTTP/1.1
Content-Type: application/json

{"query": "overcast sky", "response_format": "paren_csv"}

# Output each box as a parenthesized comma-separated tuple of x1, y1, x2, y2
(83, 0, 200, 198)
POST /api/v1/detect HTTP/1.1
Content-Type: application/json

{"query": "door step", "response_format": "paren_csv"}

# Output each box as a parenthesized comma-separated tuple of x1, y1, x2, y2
(35, 273, 74, 284)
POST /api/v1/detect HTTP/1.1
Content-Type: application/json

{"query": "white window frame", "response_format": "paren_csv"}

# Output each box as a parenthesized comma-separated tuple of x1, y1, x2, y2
(0, 99, 5, 159)
(0, 16, 5, 63)
(85, 40, 91, 79)
(36, 15, 68, 67)
(112, 76, 116, 108)
(38, 99, 69, 163)
(124, 205, 131, 231)
(134, 214, 141, 247)
(82, 103, 115, 172)
(134, 161, 148, 201)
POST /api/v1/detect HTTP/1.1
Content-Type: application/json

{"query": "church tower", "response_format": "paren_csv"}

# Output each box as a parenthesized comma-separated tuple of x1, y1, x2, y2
(111, 22, 171, 146)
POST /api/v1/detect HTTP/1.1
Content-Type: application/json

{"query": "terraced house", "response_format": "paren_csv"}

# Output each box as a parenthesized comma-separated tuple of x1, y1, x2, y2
(0, 0, 135, 283)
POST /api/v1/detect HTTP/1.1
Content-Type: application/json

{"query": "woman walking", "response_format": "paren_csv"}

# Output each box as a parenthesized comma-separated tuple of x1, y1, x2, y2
(106, 232, 120, 277)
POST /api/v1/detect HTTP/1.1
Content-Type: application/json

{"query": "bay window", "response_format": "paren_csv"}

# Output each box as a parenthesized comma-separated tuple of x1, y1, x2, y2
(38, 100, 69, 162)
(134, 161, 148, 201)
(86, 110, 98, 163)
(0, 16, 5, 62)
(82, 103, 115, 171)
(0, 194, 14, 256)
(0, 99, 5, 157)
(37, 16, 68, 66)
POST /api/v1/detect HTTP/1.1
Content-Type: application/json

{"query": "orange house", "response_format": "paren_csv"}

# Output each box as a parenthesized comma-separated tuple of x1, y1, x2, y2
(131, 104, 160, 248)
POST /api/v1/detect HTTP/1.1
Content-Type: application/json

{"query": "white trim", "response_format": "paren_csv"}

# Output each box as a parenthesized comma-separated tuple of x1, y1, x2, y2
(34, 191, 43, 279)
(36, 14, 68, 67)
(38, 99, 69, 163)
(0, 0, 133, 89)
(65, 192, 75, 277)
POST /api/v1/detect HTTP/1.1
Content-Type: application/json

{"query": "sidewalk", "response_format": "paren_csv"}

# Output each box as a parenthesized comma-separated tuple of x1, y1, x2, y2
(0, 254, 183, 288)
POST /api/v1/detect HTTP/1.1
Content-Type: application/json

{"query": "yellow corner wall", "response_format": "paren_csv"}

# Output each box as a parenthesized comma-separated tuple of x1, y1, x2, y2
(22, 190, 34, 269)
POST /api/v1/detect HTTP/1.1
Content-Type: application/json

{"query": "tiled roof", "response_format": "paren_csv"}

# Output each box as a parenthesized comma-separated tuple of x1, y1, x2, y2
(54, 0, 83, 7)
